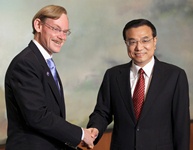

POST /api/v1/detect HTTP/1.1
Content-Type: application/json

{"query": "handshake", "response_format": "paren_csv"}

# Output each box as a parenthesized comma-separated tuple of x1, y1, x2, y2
(81, 128, 99, 149)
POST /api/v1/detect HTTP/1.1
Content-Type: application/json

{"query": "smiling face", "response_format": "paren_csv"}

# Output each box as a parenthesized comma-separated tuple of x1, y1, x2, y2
(33, 13, 69, 55)
(125, 25, 157, 67)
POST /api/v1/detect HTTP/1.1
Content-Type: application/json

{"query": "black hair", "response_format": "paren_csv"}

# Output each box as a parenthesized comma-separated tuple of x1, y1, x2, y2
(122, 19, 157, 41)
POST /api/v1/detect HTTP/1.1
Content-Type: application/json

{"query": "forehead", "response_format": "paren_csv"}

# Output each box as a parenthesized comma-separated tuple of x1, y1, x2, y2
(46, 14, 68, 25)
(125, 25, 153, 39)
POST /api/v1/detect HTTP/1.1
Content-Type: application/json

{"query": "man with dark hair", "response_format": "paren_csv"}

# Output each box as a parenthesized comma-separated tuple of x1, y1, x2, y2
(87, 19, 190, 150)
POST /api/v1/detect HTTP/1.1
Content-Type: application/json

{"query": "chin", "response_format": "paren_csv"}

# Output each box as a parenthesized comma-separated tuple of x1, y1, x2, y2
(52, 48, 61, 53)
(53, 51, 61, 54)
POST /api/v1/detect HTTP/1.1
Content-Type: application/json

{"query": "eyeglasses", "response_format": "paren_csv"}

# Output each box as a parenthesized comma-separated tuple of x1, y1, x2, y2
(43, 22, 71, 36)
(125, 37, 154, 46)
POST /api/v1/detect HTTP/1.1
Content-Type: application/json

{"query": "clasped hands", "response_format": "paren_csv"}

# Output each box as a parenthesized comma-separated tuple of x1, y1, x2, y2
(81, 128, 99, 149)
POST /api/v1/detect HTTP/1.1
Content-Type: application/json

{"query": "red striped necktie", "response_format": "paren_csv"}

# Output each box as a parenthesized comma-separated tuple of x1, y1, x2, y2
(133, 68, 145, 120)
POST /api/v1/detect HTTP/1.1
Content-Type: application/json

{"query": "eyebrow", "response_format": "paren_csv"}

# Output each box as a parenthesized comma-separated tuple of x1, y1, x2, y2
(127, 36, 150, 41)
(52, 24, 62, 29)
(49, 23, 69, 31)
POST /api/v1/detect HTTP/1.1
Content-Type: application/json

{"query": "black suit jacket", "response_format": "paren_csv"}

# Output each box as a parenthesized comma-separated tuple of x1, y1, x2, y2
(5, 41, 82, 150)
(87, 57, 190, 150)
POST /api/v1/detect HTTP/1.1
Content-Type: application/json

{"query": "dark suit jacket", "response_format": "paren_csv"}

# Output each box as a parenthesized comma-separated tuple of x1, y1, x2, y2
(5, 41, 82, 150)
(87, 57, 190, 150)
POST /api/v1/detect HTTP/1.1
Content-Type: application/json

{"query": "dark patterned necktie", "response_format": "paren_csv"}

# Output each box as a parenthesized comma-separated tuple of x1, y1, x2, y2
(46, 58, 60, 91)
(133, 68, 145, 120)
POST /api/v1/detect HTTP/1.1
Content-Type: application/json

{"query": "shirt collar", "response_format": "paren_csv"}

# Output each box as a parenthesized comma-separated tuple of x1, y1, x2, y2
(131, 57, 155, 78)
(32, 39, 52, 60)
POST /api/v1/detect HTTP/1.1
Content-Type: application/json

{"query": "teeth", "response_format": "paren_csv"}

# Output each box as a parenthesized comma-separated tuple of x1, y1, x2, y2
(53, 40, 61, 45)
(136, 53, 144, 55)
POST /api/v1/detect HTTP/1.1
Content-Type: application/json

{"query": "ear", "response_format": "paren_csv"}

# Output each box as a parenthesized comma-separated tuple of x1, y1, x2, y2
(153, 37, 157, 50)
(34, 18, 42, 33)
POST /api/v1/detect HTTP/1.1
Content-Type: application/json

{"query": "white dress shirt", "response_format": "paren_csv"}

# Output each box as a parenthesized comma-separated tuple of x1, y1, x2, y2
(130, 57, 155, 100)
(32, 39, 52, 60)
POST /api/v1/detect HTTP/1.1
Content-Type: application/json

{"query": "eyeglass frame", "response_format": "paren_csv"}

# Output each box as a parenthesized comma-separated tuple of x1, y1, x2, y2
(125, 37, 154, 47)
(43, 22, 71, 36)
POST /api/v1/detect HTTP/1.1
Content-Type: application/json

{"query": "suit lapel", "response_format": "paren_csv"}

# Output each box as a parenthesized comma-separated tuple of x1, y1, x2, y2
(139, 59, 164, 121)
(29, 41, 65, 117)
(116, 62, 136, 124)
(56, 71, 65, 117)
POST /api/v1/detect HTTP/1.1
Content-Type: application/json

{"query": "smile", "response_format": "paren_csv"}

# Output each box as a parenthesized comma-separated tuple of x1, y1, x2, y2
(52, 39, 63, 46)
(135, 52, 145, 56)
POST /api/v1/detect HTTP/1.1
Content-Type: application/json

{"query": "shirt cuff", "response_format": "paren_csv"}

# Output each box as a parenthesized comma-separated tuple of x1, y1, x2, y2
(81, 128, 84, 140)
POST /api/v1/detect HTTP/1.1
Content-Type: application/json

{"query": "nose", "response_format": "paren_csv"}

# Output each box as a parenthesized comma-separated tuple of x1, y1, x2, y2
(58, 33, 67, 41)
(135, 41, 143, 51)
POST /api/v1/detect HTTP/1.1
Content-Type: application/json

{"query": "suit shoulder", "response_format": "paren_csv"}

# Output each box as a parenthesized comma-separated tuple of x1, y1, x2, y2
(158, 60, 185, 72)
(106, 63, 130, 72)
(8, 41, 44, 68)
(5, 43, 42, 77)
(102, 63, 130, 78)
(156, 60, 187, 78)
